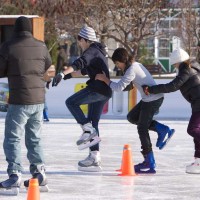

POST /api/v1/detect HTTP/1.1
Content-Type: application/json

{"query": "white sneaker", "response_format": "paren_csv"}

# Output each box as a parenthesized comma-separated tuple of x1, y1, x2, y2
(77, 123, 101, 150)
(78, 151, 102, 172)
(186, 158, 200, 174)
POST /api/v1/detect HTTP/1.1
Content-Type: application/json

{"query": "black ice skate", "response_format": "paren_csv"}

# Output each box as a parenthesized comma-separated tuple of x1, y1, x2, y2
(0, 173, 21, 196)
(24, 165, 49, 192)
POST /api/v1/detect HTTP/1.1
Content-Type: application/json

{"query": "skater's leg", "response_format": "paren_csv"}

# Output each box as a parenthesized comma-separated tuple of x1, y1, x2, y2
(3, 105, 28, 175)
(132, 99, 163, 174)
(187, 111, 200, 142)
(66, 88, 108, 149)
(65, 88, 92, 125)
(88, 99, 108, 152)
(149, 120, 175, 149)
(78, 100, 108, 172)
(127, 101, 142, 125)
(24, 104, 48, 191)
(186, 111, 200, 173)
(136, 101, 154, 156)
(25, 104, 45, 173)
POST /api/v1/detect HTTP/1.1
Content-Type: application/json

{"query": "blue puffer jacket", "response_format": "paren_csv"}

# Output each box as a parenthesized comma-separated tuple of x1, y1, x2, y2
(148, 61, 200, 112)
(71, 42, 112, 98)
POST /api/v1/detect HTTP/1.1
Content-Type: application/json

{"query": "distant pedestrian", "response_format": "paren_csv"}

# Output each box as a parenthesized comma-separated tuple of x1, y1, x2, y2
(56, 45, 68, 73)
(68, 41, 81, 65)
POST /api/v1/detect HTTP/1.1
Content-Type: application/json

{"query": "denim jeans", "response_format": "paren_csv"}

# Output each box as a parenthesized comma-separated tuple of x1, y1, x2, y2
(187, 111, 200, 158)
(66, 87, 110, 151)
(127, 98, 164, 155)
(4, 104, 45, 175)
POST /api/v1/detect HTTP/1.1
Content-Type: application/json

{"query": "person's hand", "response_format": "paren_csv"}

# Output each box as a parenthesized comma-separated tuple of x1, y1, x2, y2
(52, 73, 64, 87)
(142, 85, 150, 95)
(46, 80, 51, 89)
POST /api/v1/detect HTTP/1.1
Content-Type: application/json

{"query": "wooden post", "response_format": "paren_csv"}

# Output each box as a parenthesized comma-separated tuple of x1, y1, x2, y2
(32, 17, 44, 41)
(128, 87, 137, 111)
(0, 15, 44, 42)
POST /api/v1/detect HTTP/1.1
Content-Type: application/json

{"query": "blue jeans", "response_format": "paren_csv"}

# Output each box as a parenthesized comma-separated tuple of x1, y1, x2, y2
(4, 104, 45, 175)
(66, 87, 110, 151)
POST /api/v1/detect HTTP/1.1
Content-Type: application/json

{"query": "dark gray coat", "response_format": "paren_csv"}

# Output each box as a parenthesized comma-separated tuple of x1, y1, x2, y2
(0, 31, 52, 104)
(148, 61, 200, 112)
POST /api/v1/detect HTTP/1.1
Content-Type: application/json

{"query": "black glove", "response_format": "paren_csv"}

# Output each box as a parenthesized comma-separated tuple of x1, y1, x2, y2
(63, 73, 72, 80)
(142, 85, 150, 95)
(46, 80, 51, 89)
(52, 73, 64, 87)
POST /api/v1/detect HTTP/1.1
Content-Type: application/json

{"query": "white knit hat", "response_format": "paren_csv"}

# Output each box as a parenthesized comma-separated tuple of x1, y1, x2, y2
(170, 48, 189, 65)
(78, 25, 97, 42)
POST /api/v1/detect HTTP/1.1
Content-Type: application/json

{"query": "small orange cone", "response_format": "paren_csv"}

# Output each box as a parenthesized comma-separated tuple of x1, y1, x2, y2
(27, 178, 40, 200)
(116, 144, 127, 172)
(118, 144, 136, 176)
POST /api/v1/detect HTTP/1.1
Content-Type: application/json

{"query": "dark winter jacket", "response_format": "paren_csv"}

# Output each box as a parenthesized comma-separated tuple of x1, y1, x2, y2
(148, 61, 200, 112)
(71, 42, 112, 98)
(0, 31, 52, 104)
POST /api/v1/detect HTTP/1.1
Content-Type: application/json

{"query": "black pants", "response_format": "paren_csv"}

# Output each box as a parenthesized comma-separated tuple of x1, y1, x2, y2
(127, 97, 164, 155)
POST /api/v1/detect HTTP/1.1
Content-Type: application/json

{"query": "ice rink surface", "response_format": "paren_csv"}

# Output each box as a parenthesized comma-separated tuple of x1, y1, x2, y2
(0, 117, 199, 200)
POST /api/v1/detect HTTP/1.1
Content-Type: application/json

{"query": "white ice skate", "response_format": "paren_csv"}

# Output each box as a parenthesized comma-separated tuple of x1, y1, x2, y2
(186, 158, 200, 174)
(78, 151, 102, 172)
(24, 164, 49, 192)
(0, 173, 21, 196)
(77, 123, 101, 150)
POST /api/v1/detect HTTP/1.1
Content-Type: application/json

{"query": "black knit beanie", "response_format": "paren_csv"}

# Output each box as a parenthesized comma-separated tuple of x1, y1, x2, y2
(14, 16, 32, 33)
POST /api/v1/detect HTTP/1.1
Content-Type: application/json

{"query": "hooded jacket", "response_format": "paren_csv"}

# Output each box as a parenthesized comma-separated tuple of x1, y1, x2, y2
(71, 42, 112, 98)
(148, 61, 200, 112)
(0, 17, 52, 105)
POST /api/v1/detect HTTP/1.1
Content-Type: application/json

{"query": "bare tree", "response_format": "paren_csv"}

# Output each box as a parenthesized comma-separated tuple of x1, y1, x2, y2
(168, 0, 200, 55)
(0, 0, 170, 58)
(57, 0, 167, 57)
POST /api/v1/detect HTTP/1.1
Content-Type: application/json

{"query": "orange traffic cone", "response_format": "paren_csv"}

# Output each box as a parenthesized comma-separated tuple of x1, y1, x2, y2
(27, 178, 40, 200)
(116, 144, 127, 172)
(118, 144, 136, 176)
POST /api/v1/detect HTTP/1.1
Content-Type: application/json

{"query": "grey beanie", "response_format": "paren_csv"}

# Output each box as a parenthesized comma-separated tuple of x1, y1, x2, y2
(78, 25, 97, 42)
(14, 16, 32, 33)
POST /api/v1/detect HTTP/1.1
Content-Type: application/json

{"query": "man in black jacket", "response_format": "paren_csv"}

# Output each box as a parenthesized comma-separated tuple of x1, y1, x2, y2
(0, 16, 52, 194)
(52, 25, 112, 172)
(143, 48, 200, 174)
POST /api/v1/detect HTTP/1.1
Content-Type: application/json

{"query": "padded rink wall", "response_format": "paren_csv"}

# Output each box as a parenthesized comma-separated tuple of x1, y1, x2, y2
(46, 77, 191, 120)
(0, 77, 191, 119)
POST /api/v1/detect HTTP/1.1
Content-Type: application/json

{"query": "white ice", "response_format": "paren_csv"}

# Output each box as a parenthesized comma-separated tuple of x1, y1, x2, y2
(0, 117, 199, 200)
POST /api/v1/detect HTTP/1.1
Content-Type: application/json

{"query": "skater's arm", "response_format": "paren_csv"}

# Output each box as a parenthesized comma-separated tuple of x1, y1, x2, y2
(95, 72, 110, 85)
(96, 67, 135, 92)
(148, 64, 190, 94)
